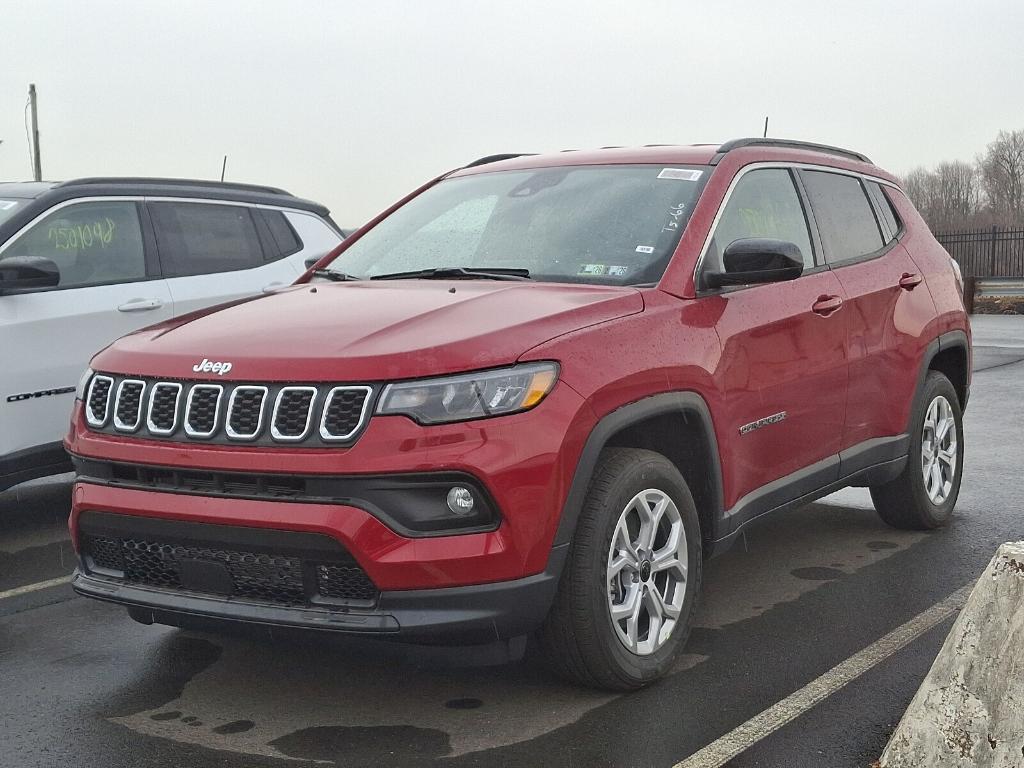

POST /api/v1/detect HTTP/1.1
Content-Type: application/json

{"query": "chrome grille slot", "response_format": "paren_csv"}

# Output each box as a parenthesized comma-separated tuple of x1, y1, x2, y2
(271, 387, 318, 441)
(85, 375, 114, 427)
(319, 386, 372, 441)
(83, 375, 374, 446)
(147, 382, 182, 435)
(113, 380, 146, 432)
(184, 385, 223, 438)
(225, 386, 268, 440)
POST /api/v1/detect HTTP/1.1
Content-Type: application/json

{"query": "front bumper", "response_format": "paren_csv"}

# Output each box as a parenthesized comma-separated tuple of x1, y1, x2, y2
(73, 544, 566, 643)
(66, 380, 592, 640)
(66, 380, 594, 585)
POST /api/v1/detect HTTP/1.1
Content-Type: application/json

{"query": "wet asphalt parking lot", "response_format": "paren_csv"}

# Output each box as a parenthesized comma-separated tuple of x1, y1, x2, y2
(2, 315, 1022, 768)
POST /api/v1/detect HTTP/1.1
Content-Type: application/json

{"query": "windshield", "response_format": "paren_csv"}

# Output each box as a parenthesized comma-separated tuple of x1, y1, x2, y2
(0, 198, 26, 227)
(329, 164, 708, 286)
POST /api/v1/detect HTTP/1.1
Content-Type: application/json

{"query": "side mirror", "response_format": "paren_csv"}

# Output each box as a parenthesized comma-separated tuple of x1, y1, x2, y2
(0, 256, 60, 294)
(704, 239, 804, 289)
(304, 254, 326, 270)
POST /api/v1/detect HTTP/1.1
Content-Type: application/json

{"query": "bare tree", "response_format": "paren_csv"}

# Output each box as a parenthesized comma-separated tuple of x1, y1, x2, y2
(902, 167, 939, 225)
(934, 160, 980, 228)
(979, 129, 1024, 225)
(905, 161, 988, 231)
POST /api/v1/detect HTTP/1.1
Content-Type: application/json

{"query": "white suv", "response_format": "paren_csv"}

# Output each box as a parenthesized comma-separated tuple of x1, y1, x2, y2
(0, 177, 343, 491)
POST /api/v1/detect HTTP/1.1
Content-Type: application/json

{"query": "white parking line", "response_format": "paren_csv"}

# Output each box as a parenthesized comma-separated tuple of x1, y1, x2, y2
(0, 574, 73, 601)
(674, 583, 973, 768)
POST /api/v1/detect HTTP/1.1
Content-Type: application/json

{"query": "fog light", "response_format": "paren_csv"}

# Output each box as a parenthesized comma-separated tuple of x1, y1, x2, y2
(446, 486, 475, 516)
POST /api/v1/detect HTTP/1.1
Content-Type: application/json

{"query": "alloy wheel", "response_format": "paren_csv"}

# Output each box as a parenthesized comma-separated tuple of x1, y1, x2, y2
(921, 395, 957, 505)
(606, 488, 688, 656)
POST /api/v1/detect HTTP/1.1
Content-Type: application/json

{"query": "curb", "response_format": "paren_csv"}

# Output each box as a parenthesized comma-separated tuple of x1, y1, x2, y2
(879, 541, 1024, 766)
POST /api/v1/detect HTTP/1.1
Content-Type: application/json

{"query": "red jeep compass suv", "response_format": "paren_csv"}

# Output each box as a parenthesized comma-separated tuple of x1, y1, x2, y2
(67, 139, 970, 690)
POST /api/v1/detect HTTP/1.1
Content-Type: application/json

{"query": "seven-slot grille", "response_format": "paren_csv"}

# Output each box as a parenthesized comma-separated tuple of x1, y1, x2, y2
(84, 373, 373, 446)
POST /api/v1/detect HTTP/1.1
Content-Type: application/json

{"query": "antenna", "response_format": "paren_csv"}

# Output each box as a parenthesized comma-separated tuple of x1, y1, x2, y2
(763, 116, 769, 138)
(220, 155, 228, 182)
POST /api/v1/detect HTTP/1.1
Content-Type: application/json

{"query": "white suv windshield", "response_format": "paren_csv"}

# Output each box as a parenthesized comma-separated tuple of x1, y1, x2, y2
(331, 164, 708, 286)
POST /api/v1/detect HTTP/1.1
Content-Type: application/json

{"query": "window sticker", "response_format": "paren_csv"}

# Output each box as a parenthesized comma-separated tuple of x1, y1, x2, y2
(635, 245, 654, 254)
(607, 265, 629, 276)
(658, 168, 703, 181)
(578, 264, 608, 275)
(0, 201, 17, 211)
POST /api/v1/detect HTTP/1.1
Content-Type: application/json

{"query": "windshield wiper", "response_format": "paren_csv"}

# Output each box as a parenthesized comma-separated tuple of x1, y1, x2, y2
(370, 267, 531, 282)
(312, 268, 361, 282)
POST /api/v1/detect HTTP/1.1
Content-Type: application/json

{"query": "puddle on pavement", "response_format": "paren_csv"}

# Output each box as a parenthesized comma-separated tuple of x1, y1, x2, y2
(694, 498, 927, 629)
(109, 495, 921, 763)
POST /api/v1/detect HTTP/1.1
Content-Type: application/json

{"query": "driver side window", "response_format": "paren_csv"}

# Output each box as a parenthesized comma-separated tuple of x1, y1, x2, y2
(704, 169, 815, 281)
(1, 201, 147, 289)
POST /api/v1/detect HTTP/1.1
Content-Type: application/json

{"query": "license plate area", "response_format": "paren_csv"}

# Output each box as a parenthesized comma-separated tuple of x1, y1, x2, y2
(178, 558, 234, 596)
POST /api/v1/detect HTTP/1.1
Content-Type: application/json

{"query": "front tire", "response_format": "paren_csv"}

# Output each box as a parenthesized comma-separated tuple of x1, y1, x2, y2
(539, 448, 702, 690)
(870, 371, 964, 530)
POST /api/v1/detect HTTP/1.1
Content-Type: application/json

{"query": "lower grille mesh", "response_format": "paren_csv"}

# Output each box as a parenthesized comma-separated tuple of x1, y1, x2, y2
(84, 533, 378, 606)
(316, 564, 380, 602)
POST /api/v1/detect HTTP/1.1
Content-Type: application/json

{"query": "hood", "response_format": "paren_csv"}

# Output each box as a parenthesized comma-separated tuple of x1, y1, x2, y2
(92, 281, 644, 381)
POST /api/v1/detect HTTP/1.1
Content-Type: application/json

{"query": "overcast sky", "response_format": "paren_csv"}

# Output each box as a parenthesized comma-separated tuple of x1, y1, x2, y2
(2, 0, 1022, 225)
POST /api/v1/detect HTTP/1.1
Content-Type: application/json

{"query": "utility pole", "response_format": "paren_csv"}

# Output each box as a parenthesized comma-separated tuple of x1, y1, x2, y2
(763, 116, 769, 138)
(29, 84, 42, 181)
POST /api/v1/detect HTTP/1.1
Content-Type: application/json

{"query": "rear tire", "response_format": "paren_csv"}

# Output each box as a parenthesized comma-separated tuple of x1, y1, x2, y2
(870, 371, 964, 530)
(539, 448, 702, 690)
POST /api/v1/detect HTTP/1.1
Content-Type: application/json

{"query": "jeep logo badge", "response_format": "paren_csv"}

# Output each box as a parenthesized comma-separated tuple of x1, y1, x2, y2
(192, 358, 233, 376)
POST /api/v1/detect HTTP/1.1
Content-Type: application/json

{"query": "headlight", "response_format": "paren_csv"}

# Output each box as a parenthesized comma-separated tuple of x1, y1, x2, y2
(75, 367, 94, 400)
(377, 362, 559, 425)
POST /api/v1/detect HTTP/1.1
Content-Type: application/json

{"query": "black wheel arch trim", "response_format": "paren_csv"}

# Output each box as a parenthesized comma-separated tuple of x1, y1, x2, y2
(552, 391, 725, 551)
(911, 330, 971, 429)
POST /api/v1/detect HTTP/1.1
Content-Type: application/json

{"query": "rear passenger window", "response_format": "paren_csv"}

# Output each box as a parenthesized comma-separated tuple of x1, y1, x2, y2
(801, 171, 884, 262)
(865, 182, 902, 242)
(150, 202, 264, 277)
(703, 168, 815, 283)
(258, 209, 302, 259)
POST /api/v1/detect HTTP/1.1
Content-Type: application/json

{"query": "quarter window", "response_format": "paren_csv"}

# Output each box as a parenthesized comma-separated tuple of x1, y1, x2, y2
(703, 168, 815, 285)
(801, 171, 884, 262)
(150, 202, 264, 277)
(258, 209, 302, 259)
(0, 201, 146, 289)
(865, 182, 902, 242)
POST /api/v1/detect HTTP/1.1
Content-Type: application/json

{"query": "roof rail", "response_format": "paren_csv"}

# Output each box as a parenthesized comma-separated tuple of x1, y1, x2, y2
(463, 153, 536, 169)
(711, 138, 871, 165)
(56, 177, 293, 196)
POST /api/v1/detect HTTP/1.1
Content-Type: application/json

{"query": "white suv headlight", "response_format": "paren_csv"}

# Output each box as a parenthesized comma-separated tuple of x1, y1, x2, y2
(377, 362, 559, 425)
(75, 367, 94, 400)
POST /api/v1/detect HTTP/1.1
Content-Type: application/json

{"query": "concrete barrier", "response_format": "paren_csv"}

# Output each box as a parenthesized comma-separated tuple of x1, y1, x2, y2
(880, 542, 1024, 767)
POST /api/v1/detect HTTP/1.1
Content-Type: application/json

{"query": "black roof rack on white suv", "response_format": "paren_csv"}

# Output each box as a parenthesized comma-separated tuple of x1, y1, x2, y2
(57, 177, 293, 197)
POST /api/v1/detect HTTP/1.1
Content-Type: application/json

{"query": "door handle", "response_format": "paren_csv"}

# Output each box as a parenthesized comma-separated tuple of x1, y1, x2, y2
(899, 272, 923, 290)
(262, 282, 286, 294)
(811, 294, 843, 316)
(117, 298, 164, 312)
